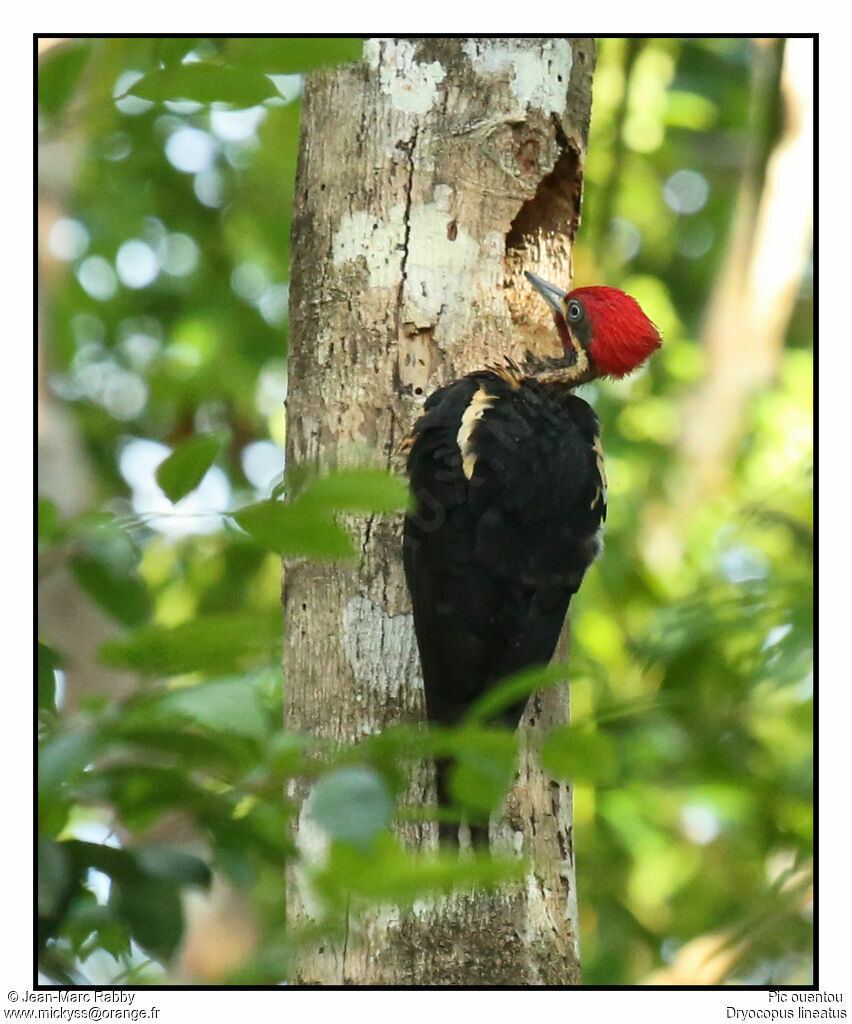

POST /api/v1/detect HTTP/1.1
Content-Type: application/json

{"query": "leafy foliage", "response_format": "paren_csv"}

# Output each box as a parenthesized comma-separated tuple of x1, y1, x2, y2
(155, 433, 223, 503)
(232, 469, 408, 557)
(38, 37, 811, 985)
(308, 767, 394, 848)
(127, 64, 280, 107)
(297, 468, 410, 513)
(232, 499, 355, 559)
(542, 725, 618, 784)
(38, 42, 91, 118)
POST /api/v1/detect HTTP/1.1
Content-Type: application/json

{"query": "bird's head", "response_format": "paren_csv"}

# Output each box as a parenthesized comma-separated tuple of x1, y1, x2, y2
(525, 271, 661, 385)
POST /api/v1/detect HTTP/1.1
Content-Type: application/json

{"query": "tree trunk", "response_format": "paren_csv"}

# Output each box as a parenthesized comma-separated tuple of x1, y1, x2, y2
(284, 36, 594, 985)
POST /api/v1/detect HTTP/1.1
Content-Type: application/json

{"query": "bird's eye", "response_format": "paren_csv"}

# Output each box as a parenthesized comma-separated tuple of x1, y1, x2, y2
(566, 300, 583, 321)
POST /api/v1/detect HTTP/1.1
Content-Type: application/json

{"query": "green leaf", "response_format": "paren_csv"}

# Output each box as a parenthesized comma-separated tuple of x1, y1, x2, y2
(65, 902, 131, 962)
(223, 37, 362, 75)
(72, 767, 221, 834)
(541, 725, 618, 784)
(56, 840, 195, 964)
(109, 724, 255, 774)
(155, 433, 223, 503)
(127, 63, 277, 107)
(38, 733, 94, 794)
(38, 795, 70, 840)
(300, 468, 409, 513)
(38, 835, 71, 918)
(38, 42, 90, 118)
(38, 642, 61, 713)
(134, 845, 211, 888)
(314, 833, 524, 910)
(38, 497, 63, 545)
(63, 840, 135, 881)
(154, 38, 203, 66)
(61, 889, 98, 955)
(100, 612, 281, 677)
(70, 553, 151, 627)
(467, 663, 571, 723)
(58, 841, 205, 962)
(309, 767, 394, 848)
(448, 728, 518, 815)
(160, 673, 274, 738)
(111, 874, 184, 961)
(233, 500, 355, 559)
(211, 840, 256, 889)
(233, 468, 406, 558)
(268, 732, 306, 776)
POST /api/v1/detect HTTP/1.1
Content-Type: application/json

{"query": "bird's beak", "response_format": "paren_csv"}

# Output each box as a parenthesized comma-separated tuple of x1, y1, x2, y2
(524, 271, 567, 316)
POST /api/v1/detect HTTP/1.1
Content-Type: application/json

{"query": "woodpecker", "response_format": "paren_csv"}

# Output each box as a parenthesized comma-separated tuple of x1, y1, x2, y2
(402, 271, 661, 842)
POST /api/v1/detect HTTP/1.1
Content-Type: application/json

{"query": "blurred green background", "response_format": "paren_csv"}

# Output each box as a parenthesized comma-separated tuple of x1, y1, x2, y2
(37, 37, 813, 985)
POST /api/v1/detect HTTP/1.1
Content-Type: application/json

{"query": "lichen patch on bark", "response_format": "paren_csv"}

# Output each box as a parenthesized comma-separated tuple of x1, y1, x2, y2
(462, 38, 575, 114)
(332, 205, 406, 289)
(341, 594, 420, 712)
(364, 38, 447, 115)
(401, 200, 480, 331)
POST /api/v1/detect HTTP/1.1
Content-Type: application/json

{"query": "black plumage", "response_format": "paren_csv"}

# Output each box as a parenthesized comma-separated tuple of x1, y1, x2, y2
(403, 368, 606, 836)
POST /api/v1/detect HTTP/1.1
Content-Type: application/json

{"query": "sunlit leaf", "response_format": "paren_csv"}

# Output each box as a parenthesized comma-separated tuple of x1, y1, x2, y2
(155, 433, 223, 503)
(38, 42, 90, 118)
(127, 63, 278, 106)
(665, 89, 718, 130)
(541, 725, 618, 784)
(232, 500, 355, 559)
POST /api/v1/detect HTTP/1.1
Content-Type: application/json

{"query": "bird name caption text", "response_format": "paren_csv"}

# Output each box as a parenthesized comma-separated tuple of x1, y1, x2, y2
(727, 993, 846, 1020)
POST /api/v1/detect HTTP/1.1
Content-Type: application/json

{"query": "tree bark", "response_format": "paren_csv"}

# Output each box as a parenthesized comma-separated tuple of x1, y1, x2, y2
(284, 37, 594, 985)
